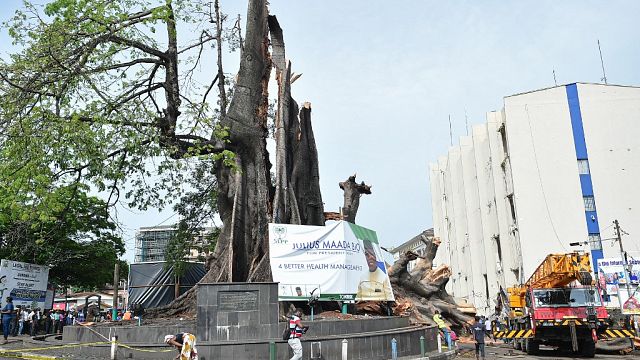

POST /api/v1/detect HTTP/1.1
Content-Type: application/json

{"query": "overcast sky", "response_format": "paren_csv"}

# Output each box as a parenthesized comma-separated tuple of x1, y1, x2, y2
(2, 1, 640, 262)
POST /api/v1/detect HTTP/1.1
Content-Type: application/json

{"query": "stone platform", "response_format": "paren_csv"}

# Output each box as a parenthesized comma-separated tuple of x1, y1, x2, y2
(61, 283, 440, 359)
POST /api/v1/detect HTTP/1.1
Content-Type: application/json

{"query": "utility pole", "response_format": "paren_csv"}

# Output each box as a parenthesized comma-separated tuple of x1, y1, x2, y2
(614, 219, 633, 311)
(112, 262, 119, 321)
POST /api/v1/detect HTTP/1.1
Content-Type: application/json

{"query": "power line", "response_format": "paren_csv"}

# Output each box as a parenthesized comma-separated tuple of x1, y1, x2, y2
(524, 104, 568, 252)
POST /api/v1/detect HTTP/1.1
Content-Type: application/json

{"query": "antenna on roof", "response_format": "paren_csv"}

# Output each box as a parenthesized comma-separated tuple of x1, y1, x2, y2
(553, 70, 558, 86)
(597, 39, 608, 84)
(464, 110, 469, 136)
(448, 115, 453, 146)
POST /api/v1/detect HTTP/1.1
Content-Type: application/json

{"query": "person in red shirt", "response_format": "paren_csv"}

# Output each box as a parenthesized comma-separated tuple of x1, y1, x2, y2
(288, 309, 308, 360)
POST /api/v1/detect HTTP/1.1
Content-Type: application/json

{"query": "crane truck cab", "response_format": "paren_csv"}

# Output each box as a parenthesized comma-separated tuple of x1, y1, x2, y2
(516, 284, 608, 357)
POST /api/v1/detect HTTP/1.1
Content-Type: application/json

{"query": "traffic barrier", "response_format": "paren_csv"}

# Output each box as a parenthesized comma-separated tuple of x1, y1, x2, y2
(492, 329, 533, 339)
(599, 329, 636, 339)
(341, 339, 348, 360)
(391, 338, 397, 360)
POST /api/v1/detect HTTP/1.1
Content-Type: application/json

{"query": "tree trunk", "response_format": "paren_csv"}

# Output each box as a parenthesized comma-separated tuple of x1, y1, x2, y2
(339, 174, 371, 224)
(269, 15, 324, 226)
(291, 103, 325, 225)
(149, 0, 326, 317)
(386, 232, 473, 327)
(270, 15, 301, 226)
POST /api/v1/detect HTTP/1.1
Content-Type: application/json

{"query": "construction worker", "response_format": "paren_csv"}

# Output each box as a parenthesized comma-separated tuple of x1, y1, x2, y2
(433, 310, 452, 349)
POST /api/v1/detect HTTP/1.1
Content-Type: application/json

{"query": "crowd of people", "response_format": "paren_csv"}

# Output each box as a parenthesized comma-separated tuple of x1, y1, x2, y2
(1, 296, 146, 344)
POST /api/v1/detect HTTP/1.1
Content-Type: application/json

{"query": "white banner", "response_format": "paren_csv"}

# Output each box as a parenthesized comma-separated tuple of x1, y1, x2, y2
(269, 221, 394, 302)
(0, 260, 50, 310)
(597, 257, 640, 314)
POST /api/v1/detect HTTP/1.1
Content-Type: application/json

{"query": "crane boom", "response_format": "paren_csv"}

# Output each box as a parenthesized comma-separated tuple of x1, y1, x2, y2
(508, 252, 593, 311)
(527, 252, 593, 289)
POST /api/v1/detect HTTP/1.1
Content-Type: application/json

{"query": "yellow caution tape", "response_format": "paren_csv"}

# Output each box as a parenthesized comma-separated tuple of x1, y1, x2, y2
(1, 340, 175, 355)
(117, 343, 174, 353)
(0, 342, 111, 353)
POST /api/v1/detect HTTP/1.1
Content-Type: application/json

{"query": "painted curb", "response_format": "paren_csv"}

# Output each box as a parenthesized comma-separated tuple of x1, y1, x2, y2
(0, 349, 62, 360)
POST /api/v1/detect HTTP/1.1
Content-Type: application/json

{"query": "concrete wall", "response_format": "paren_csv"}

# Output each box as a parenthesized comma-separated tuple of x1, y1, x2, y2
(461, 136, 489, 312)
(197, 282, 279, 342)
(62, 320, 436, 360)
(63, 317, 411, 344)
(486, 111, 522, 286)
(439, 155, 461, 296)
(503, 86, 587, 277)
(429, 163, 447, 273)
(577, 84, 640, 259)
(471, 123, 503, 307)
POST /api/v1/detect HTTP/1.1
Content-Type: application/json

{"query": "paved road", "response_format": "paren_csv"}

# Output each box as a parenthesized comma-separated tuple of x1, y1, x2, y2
(457, 344, 637, 360)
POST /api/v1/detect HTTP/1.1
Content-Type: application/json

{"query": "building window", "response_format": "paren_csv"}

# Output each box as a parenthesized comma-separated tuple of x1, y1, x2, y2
(583, 196, 596, 211)
(577, 159, 590, 174)
(589, 233, 602, 250)
(507, 194, 517, 223)
(498, 123, 509, 157)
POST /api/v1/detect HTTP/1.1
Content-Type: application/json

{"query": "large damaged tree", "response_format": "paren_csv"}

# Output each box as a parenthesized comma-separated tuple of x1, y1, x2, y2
(386, 231, 473, 327)
(1, 0, 469, 327)
(0, 0, 323, 315)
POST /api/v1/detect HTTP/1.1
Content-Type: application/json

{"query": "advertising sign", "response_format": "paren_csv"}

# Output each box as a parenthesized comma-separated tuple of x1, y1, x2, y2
(596, 257, 640, 314)
(0, 259, 50, 309)
(269, 221, 395, 302)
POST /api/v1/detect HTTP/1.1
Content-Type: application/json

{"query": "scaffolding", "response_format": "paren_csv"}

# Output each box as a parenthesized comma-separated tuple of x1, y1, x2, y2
(136, 226, 213, 262)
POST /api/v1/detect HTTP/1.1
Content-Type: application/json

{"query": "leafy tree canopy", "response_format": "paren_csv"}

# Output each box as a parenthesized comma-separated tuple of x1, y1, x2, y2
(0, 0, 237, 220)
(0, 183, 125, 289)
(0, 0, 243, 274)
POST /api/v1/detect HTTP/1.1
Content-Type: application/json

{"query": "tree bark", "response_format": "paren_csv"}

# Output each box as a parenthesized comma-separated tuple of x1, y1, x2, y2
(149, 1, 326, 316)
(291, 103, 325, 225)
(339, 174, 371, 224)
(270, 15, 301, 226)
(386, 233, 473, 327)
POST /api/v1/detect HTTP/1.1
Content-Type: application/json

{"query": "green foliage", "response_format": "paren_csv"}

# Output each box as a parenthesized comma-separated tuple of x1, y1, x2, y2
(0, 0, 244, 282)
(0, 187, 125, 289)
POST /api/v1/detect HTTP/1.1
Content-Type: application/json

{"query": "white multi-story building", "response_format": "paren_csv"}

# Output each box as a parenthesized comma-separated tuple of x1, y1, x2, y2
(430, 83, 640, 313)
(134, 225, 214, 263)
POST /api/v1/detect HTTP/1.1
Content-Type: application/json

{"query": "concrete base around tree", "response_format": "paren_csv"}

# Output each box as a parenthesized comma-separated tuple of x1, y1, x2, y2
(60, 324, 438, 359)
(61, 283, 440, 359)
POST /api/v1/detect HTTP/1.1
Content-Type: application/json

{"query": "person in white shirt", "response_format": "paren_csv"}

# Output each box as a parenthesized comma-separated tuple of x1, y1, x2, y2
(19, 307, 30, 335)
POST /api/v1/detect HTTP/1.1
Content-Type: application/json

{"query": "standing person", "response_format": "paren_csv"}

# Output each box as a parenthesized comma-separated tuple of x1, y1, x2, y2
(50, 310, 59, 334)
(13, 307, 22, 336)
(433, 310, 452, 349)
(1, 297, 15, 344)
(19, 307, 29, 335)
(164, 333, 198, 359)
(30, 308, 39, 336)
(472, 316, 487, 360)
(44, 310, 51, 334)
(288, 308, 308, 360)
(27, 308, 35, 336)
(58, 311, 65, 333)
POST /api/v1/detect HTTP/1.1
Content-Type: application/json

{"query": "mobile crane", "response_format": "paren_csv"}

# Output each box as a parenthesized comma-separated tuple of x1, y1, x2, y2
(493, 252, 613, 357)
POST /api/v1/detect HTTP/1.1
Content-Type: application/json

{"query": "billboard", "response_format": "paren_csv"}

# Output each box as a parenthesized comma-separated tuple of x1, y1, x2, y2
(269, 221, 395, 302)
(596, 257, 640, 314)
(0, 260, 50, 310)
